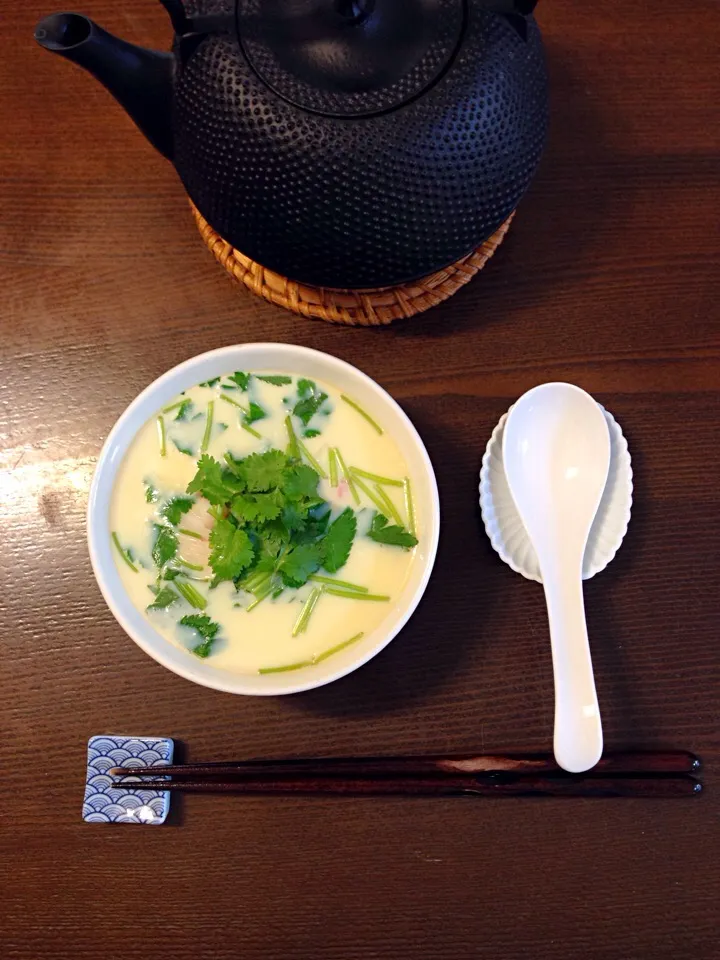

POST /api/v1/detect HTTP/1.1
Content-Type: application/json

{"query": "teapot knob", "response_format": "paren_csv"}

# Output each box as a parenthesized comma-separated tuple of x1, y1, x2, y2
(334, 0, 375, 22)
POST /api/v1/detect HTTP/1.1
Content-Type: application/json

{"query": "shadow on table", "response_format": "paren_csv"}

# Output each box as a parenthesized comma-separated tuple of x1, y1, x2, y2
(288, 416, 504, 719)
(374, 47, 613, 339)
(164, 739, 187, 826)
(584, 434, 650, 746)
(293, 408, 650, 744)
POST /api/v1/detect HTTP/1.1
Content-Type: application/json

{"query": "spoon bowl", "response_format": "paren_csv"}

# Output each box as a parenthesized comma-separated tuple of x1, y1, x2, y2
(503, 383, 611, 772)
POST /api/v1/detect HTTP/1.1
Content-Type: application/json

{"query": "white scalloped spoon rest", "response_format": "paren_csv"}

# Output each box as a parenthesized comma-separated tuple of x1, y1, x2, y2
(503, 383, 611, 773)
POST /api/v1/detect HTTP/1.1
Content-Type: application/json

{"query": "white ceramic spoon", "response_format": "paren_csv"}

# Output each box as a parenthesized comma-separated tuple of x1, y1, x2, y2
(503, 383, 611, 773)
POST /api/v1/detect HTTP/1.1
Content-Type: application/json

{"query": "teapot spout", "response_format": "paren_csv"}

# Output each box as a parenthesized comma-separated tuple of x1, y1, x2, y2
(34, 13, 174, 160)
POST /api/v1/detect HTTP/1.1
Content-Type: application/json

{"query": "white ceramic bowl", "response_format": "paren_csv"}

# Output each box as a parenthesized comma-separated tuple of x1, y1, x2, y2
(87, 343, 440, 695)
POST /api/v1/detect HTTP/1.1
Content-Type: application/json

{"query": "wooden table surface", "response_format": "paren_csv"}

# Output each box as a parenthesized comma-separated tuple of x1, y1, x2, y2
(2, 2, 719, 957)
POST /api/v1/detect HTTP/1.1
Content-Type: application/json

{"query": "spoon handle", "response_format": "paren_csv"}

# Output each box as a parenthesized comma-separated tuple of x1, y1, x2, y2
(543, 568, 603, 773)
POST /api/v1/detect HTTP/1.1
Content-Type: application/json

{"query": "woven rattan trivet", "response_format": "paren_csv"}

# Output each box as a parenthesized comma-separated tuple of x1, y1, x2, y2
(191, 202, 514, 326)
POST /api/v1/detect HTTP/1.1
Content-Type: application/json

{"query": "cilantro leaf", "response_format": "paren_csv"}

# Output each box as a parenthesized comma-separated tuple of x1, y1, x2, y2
(293, 391, 328, 427)
(147, 586, 179, 610)
(304, 429, 321, 439)
(152, 525, 178, 567)
(245, 401, 267, 425)
(175, 399, 193, 421)
(228, 372, 251, 391)
(281, 502, 311, 533)
(257, 375, 292, 386)
(187, 455, 244, 505)
(297, 379, 315, 397)
(179, 440, 369, 600)
(321, 508, 357, 572)
(278, 543, 322, 588)
(294, 506, 332, 544)
(275, 496, 325, 541)
(161, 495, 195, 526)
(179, 614, 220, 658)
(199, 378, 220, 388)
(144, 481, 159, 503)
(240, 450, 289, 492)
(209, 517, 255, 583)
(283, 463, 319, 500)
(172, 439, 195, 457)
(367, 513, 418, 549)
(230, 490, 283, 524)
(257, 518, 293, 548)
(258, 537, 283, 562)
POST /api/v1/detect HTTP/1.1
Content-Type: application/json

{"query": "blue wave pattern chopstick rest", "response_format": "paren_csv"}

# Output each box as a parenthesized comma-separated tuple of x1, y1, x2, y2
(83, 735, 174, 824)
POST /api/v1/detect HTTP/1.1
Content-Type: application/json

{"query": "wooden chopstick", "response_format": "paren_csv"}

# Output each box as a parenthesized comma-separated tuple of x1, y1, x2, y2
(109, 750, 701, 780)
(109, 775, 702, 798)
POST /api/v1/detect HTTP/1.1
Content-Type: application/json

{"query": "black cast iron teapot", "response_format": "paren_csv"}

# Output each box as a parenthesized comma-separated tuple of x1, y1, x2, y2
(35, 1, 548, 289)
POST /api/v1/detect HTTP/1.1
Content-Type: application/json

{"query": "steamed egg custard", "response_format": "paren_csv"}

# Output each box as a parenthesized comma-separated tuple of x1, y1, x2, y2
(110, 372, 420, 675)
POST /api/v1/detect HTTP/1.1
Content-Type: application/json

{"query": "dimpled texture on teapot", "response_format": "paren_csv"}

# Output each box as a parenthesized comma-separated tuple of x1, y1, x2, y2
(173, 3, 547, 289)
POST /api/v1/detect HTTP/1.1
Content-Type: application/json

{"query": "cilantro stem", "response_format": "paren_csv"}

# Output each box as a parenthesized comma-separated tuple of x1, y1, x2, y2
(259, 659, 315, 675)
(373, 483, 403, 527)
(350, 473, 387, 514)
(219, 394, 248, 412)
(340, 395, 383, 435)
(162, 400, 184, 414)
(325, 589, 390, 601)
(223, 453, 241, 475)
(314, 632, 365, 663)
(221, 395, 261, 438)
(201, 400, 214, 453)
(112, 532, 138, 572)
(178, 528, 204, 541)
(242, 571, 271, 593)
(403, 477, 416, 535)
(246, 576, 276, 611)
(349, 466, 404, 487)
(333, 447, 360, 505)
(292, 587, 322, 637)
(241, 422, 262, 439)
(246, 591, 271, 613)
(258, 632, 365, 674)
(285, 415, 301, 459)
(298, 439, 328, 479)
(309, 575, 369, 592)
(328, 448, 338, 487)
(175, 581, 207, 609)
(157, 416, 167, 458)
(177, 558, 205, 571)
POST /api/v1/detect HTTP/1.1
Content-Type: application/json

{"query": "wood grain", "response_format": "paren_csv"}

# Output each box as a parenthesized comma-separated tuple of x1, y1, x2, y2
(1, 1, 719, 958)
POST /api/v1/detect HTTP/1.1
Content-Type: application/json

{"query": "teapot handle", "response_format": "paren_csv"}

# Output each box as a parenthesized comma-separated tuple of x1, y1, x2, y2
(160, 0, 237, 40)
(481, 0, 538, 14)
(159, 0, 186, 33)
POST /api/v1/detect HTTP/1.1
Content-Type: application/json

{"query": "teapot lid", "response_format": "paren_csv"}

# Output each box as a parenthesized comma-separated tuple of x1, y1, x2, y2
(237, 0, 465, 117)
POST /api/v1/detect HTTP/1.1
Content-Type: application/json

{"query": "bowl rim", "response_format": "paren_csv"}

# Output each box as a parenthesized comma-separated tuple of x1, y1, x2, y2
(87, 342, 440, 695)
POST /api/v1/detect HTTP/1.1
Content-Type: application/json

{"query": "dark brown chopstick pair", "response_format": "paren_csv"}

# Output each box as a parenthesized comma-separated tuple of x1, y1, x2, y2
(109, 750, 703, 799)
